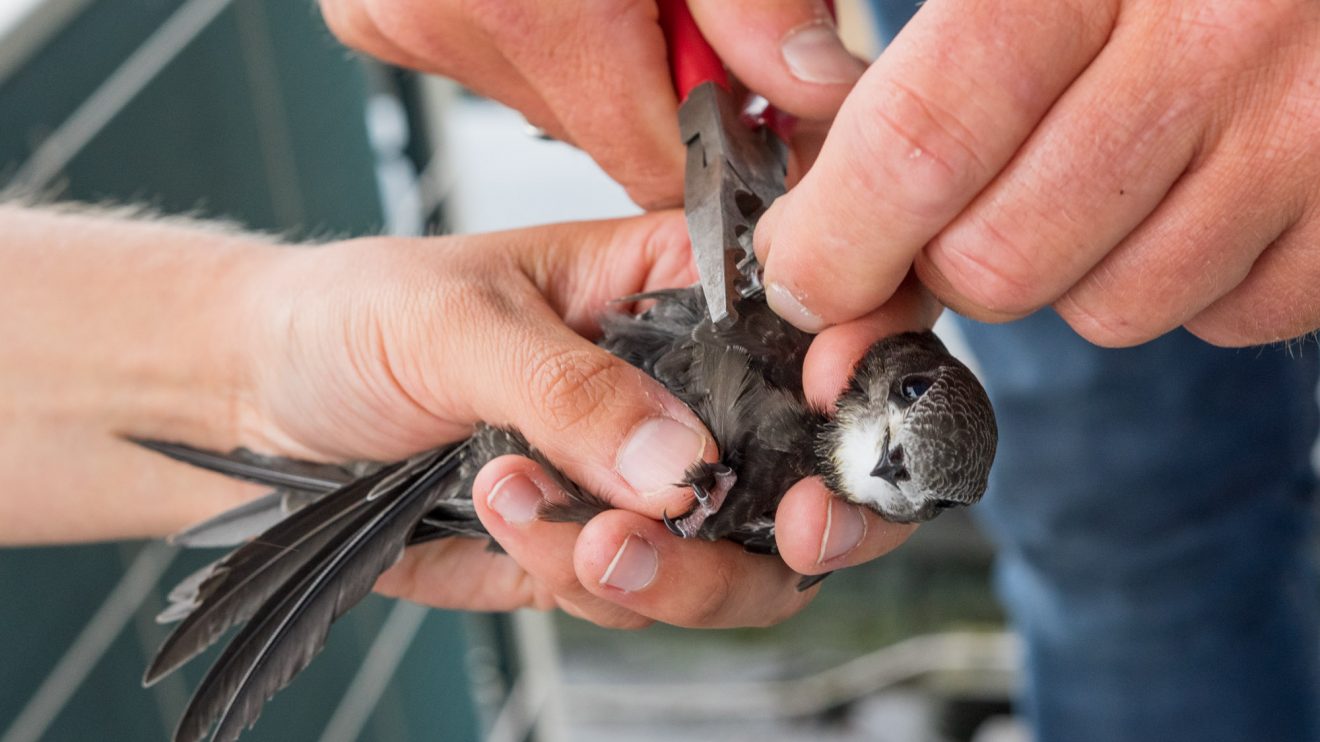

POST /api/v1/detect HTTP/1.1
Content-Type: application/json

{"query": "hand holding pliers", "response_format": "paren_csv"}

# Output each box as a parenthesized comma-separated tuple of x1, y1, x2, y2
(658, 1, 831, 327)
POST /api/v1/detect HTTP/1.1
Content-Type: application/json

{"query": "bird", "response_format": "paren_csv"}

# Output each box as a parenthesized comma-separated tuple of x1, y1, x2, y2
(135, 283, 997, 742)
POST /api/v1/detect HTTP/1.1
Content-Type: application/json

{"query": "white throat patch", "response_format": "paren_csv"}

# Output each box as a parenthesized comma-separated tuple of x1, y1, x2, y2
(832, 415, 909, 513)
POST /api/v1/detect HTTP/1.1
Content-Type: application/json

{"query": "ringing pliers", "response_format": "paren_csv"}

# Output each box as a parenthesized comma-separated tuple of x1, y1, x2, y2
(658, 1, 828, 328)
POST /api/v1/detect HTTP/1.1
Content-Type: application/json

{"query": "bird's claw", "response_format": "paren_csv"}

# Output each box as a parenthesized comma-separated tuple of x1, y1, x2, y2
(662, 463, 739, 540)
(796, 571, 833, 591)
(662, 510, 686, 538)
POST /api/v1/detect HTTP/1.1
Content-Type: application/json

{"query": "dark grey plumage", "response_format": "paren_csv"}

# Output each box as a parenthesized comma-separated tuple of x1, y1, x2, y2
(138, 284, 996, 742)
(817, 331, 996, 523)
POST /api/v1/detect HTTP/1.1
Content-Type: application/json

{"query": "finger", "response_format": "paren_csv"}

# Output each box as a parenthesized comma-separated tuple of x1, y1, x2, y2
(421, 216, 715, 519)
(772, 477, 916, 575)
(756, 0, 1118, 331)
(574, 509, 816, 628)
(785, 118, 830, 188)
(918, 12, 1221, 323)
(474, 1, 685, 207)
(472, 455, 651, 629)
(1184, 212, 1320, 347)
(690, 0, 866, 121)
(256, 214, 709, 522)
(802, 275, 941, 409)
(318, 0, 430, 71)
(376, 537, 550, 612)
(509, 211, 697, 337)
(330, 0, 568, 139)
(554, 596, 654, 630)
(1054, 146, 1295, 346)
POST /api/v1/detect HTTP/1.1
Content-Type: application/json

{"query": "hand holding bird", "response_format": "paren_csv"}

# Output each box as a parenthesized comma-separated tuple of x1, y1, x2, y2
(137, 209, 995, 741)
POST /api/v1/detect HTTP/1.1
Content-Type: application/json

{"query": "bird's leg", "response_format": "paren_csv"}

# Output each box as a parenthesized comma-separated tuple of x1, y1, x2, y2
(662, 462, 737, 539)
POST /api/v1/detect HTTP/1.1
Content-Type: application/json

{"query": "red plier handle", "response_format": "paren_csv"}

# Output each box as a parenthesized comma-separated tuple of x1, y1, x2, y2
(657, 0, 834, 327)
(657, 0, 834, 135)
(656, 0, 729, 100)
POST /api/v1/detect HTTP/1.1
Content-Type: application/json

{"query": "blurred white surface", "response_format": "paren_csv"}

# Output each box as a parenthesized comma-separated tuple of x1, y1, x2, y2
(442, 98, 640, 234)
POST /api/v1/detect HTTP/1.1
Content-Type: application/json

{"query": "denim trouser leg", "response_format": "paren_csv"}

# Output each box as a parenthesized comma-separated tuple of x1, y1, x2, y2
(958, 312, 1320, 741)
(863, 0, 1320, 736)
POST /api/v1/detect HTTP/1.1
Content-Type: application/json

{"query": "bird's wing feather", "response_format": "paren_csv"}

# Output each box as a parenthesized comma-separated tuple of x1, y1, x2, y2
(129, 439, 354, 493)
(143, 462, 404, 686)
(170, 491, 297, 548)
(171, 446, 462, 742)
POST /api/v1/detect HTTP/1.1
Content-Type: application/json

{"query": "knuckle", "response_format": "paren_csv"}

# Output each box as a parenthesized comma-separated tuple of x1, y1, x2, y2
(848, 80, 988, 221)
(927, 217, 1047, 316)
(1184, 315, 1258, 348)
(1189, 283, 1315, 348)
(1168, 1, 1302, 65)
(524, 347, 622, 434)
(1054, 291, 1152, 348)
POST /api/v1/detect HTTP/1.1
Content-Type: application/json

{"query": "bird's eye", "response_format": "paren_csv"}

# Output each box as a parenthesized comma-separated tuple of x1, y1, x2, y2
(933, 499, 964, 510)
(898, 374, 934, 402)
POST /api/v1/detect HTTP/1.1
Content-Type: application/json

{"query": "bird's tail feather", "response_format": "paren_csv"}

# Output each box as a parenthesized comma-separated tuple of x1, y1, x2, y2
(142, 463, 395, 686)
(133, 439, 466, 742)
(171, 447, 462, 742)
(169, 491, 303, 549)
(128, 438, 356, 493)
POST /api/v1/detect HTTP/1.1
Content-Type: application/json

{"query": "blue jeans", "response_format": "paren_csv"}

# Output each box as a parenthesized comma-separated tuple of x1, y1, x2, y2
(866, 4, 1320, 740)
(964, 313, 1319, 741)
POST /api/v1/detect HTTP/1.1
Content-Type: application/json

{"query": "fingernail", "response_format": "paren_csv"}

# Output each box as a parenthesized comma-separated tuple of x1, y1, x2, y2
(487, 474, 542, 525)
(818, 498, 868, 564)
(600, 535, 659, 592)
(767, 282, 828, 333)
(781, 22, 867, 85)
(616, 417, 706, 496)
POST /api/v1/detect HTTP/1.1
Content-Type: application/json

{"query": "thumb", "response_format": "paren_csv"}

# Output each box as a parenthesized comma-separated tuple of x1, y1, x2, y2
(690, 0, 867, 121)
(753, 61, 929, 332)
(422, 214, 718, 521)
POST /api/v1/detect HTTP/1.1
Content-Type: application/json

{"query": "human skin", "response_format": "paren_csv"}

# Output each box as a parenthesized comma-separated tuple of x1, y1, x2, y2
(0, 204, 917, 629)
(317, 0, 868, 208)
(755, 0, 1320, 351)
(323, 0, 1320, 356)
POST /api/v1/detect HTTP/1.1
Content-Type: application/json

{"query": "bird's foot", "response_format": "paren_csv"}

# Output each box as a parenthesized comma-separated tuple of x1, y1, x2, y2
(662, 463, 736, 539)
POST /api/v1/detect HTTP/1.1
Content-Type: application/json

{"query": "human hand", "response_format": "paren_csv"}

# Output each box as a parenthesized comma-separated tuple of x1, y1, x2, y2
(2, 204, 917, 629)
(318, 0, 867, 207)
(233, 213, 915, 628)
(756, 1, 1320, 348)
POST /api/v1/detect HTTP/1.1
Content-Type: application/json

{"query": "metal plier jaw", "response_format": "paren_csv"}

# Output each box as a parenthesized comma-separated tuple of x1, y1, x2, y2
(679, 82, 788, 329)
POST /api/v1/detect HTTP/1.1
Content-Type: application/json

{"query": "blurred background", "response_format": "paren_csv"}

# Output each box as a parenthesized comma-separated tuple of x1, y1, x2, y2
(0, 1, 1020, 740)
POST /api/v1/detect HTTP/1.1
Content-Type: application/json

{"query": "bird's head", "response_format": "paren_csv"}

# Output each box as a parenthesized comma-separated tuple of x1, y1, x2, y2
(818, 331, 997, 523)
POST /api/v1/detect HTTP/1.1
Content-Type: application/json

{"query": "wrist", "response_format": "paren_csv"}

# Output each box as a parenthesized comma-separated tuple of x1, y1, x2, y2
(123, 220, 282, 452)
(0, 203, 290, 542)
(225, 236, 446, 462)
(0, 203, 279, 448)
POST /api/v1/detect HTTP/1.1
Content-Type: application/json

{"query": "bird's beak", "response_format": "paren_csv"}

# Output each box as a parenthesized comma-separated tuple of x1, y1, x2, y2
(871, 444, 906, 486)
